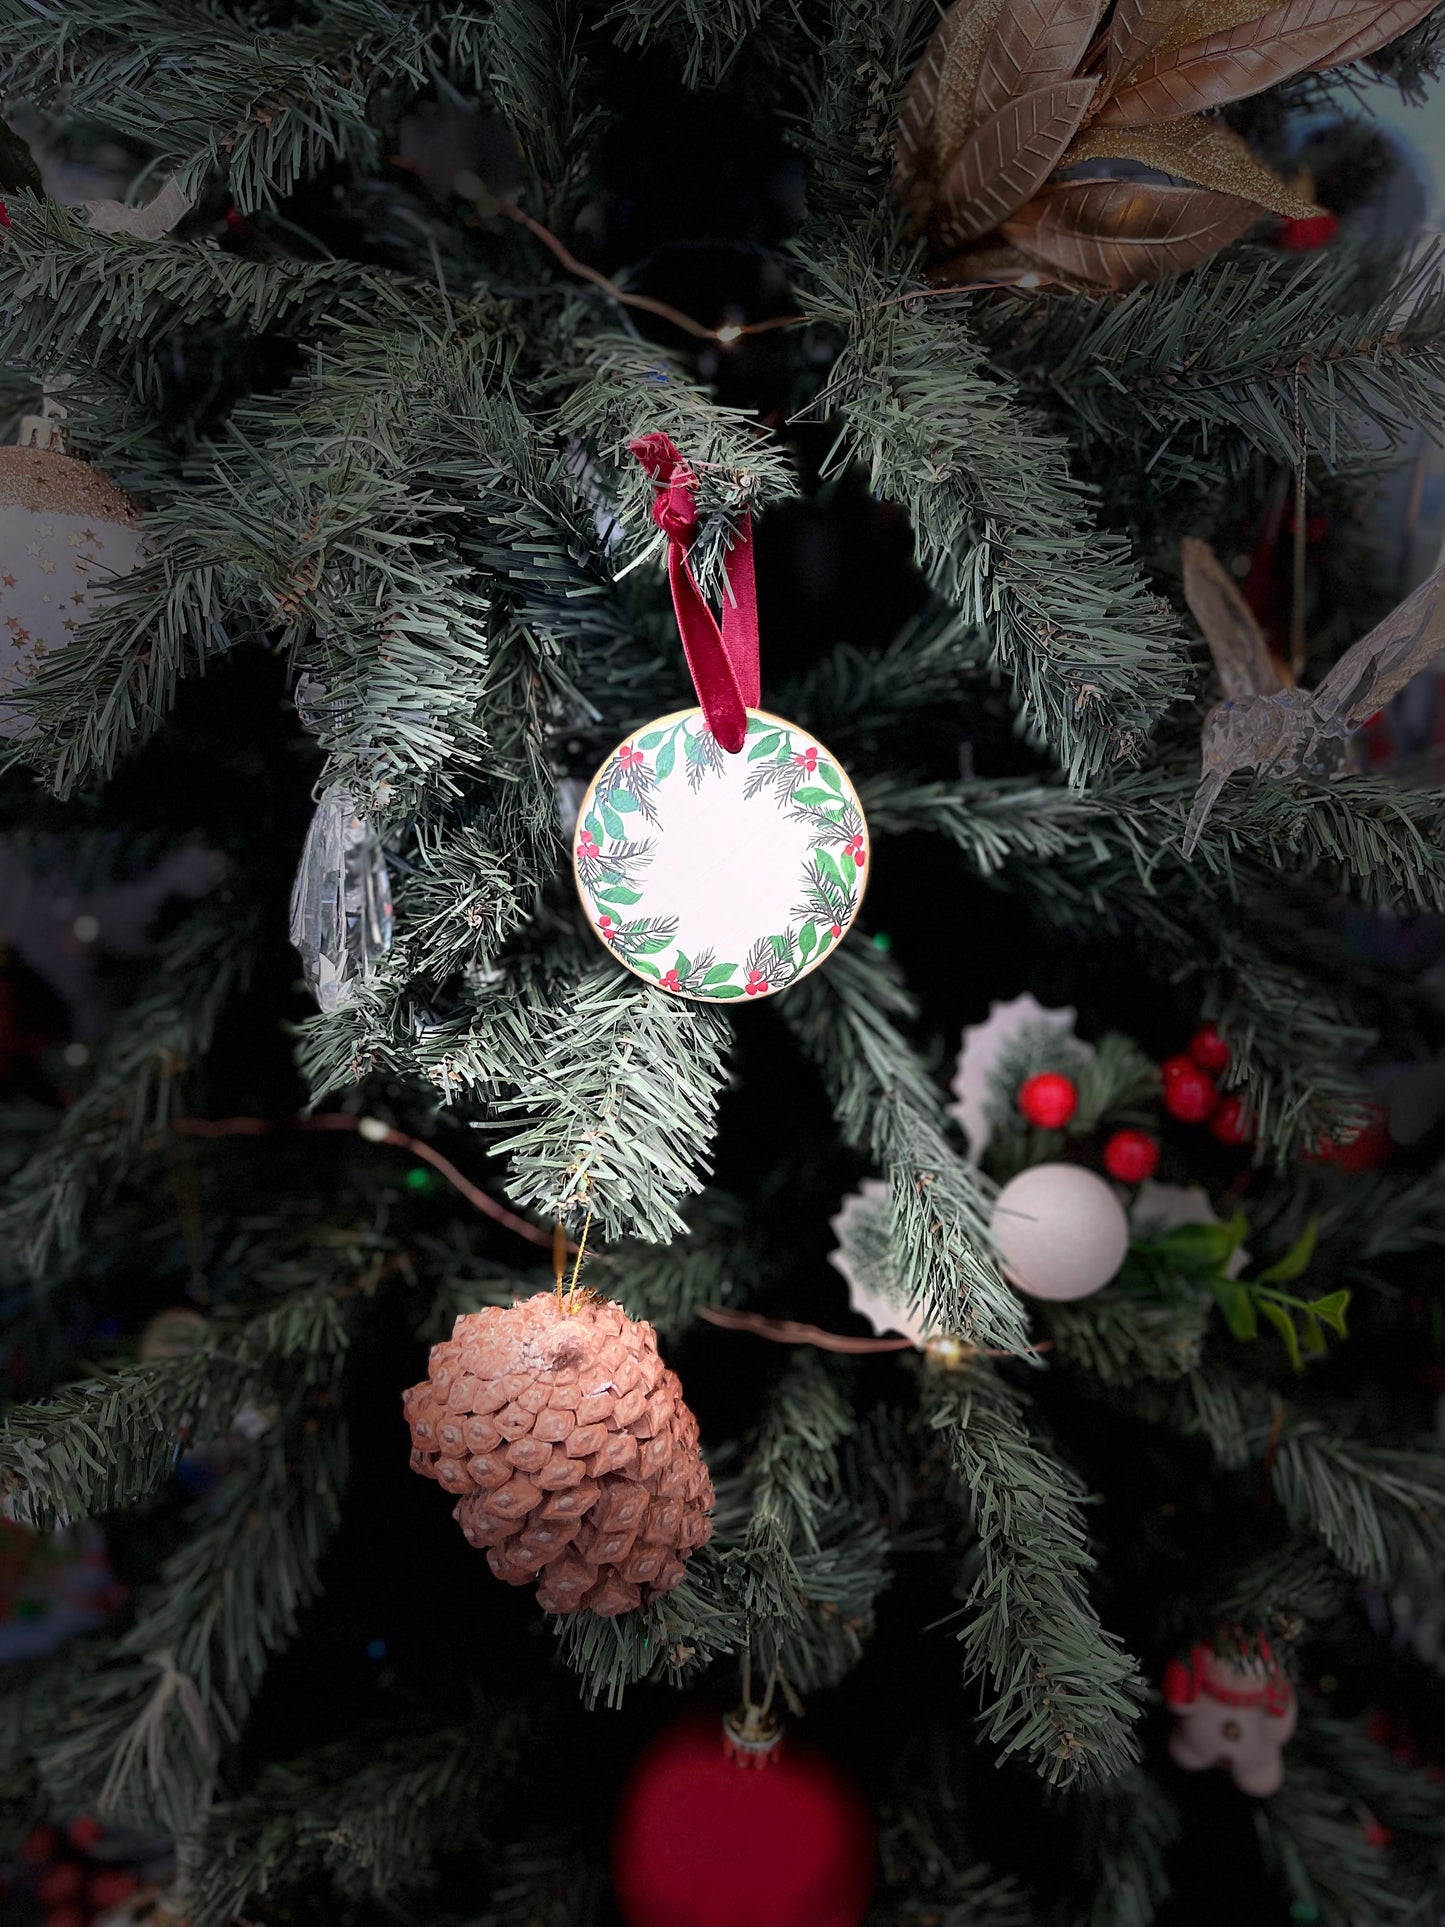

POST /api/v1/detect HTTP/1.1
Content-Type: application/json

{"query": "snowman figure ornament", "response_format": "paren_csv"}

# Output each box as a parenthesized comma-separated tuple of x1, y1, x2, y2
(1163, 1636, 1297, 1796)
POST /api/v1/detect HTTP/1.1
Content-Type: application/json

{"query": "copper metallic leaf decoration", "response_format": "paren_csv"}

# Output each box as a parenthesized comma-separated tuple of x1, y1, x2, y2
(1069, 114, 1318, 217)
(896, 8, 955, 212)
(1104, 0, 1194, 85)
(973, 0, 1108, 123)
(936, 77, 1100, 246)
(1001, 177, 1258, 287)
(1310, 0, 1443, 67)
(937, 0, 1010, 170)
(1180, 537, 1286, 703)
(1098, 0, 1381, 125)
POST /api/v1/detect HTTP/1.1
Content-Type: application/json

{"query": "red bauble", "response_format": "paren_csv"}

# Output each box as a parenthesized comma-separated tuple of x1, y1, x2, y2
(612, 1713, 874, 1927)
(1188, 1024, 1229, 1074)
(1277, 210, 1339, 251)
(1209, 1096, 1251, 1146)
(1103, 1129, 1160, 1184)
(1160, 1056, 1217, 1122)
(1018, 1072, 1077, 1129)
(1312, 1111, 1392, 1172)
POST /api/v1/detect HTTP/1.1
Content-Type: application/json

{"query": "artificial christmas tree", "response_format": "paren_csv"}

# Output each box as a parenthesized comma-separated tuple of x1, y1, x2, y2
(3, 3, 1445, 1925)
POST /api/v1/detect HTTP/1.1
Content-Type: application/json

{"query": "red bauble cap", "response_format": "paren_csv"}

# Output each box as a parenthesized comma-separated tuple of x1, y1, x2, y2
(1277, 210, 1339, 251)
(612, 1713, 875, 1927)
(1103, 1129, 1159, 1184)
(1209, 1095, 1251, 1146)
(1018, 1071, 1077, 1130)
(1160, 1056, 1217, 1122)
(1188, 1024, 1229, 1074)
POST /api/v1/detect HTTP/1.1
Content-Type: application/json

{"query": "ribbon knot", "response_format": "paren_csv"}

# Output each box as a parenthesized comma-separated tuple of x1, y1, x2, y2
(628, 431, 759, 752)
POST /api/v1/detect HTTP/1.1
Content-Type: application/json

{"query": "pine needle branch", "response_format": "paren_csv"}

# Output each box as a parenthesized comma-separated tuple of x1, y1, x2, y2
(797, 250, 1191, 783)
(185, 1726, 505, 1927)
(0, 897, 256, 1274)
(927, 1364, 1145, 1787)
(779, 943, 1030, 1355)
(496, 966, 731, 1241)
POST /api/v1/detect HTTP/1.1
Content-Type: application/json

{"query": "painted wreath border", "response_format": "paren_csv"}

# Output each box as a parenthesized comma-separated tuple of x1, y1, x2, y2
(573, 708, 869, 1001)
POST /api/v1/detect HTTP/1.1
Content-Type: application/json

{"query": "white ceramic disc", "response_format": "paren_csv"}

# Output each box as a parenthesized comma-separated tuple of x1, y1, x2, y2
(573, 707, 869, 1001)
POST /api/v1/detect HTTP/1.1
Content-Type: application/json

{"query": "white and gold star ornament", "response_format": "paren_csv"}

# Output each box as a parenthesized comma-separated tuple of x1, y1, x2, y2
(0, 443, 147, 737)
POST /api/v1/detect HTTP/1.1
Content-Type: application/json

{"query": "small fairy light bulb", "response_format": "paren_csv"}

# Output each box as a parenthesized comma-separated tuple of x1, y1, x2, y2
(714, 322, 743, 346)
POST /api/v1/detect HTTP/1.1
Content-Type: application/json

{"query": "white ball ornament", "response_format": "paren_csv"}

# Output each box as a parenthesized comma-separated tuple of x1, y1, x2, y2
(991, 1162, 1130, 1302)
(0, 443, 146, 737)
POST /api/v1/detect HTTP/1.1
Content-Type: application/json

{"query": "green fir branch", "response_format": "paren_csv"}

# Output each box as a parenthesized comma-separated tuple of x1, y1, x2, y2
(927, 1363, 1145, 1787)
(0, 897, 256, 1274)
(798, 251, 1191, 782)
(496, 965, 731, 1241)
(779, 942, 1030, 1355)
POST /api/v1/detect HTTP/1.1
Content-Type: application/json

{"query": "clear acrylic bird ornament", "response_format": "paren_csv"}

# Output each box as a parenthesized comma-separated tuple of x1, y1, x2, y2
(1180, 537, 1445, 856)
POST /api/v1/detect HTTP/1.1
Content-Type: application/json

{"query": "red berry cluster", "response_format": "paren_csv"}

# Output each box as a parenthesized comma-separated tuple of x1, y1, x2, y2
(1013, 1021, 1252, 1193)
(7, 1818, 141, 1927)
(1158, 1024, 1251, 1148)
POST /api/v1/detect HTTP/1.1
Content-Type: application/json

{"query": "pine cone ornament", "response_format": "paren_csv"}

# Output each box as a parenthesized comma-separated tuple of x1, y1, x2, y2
(403, 1292, 713, 1617)
(895, 0, 1437, 291)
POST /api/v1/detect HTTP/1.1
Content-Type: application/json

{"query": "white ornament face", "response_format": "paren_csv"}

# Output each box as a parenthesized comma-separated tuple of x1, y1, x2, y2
(573, 708, 869, 1001)
(0, 448, 145, 738)
(991, 1161, 1130, 1301)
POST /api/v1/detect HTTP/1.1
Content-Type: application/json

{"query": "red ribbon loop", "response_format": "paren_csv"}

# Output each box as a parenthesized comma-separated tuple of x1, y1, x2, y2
(628, 432, 760, 753)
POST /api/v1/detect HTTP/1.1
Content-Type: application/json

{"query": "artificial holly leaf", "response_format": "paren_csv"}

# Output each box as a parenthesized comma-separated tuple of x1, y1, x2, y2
(1098, 0, 1381, 127)
(1308, 1288, 1350, 1337)
(972, 0, 1107, 124)
(1311, 0, 1442, 68)
(935, 77, 1099, 248)
(1069, 115, 1319, 218)
(1181, 535, 1288, 702)
(1002, 178, 1257, 288)
(1213, 1278, 1259, 1340)
(1157, 1219, 1237, 1267)
(1257, 1297, 1304, 1372)
(1257, 1217, 1317, 1285)
(1104, 0, 1195, 87)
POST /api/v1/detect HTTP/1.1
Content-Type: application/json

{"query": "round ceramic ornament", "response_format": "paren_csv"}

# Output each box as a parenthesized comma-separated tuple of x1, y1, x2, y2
(991, 1161, 1129, 1302)
(573, 706, 868, 1001)
(0, 443, 147, 737)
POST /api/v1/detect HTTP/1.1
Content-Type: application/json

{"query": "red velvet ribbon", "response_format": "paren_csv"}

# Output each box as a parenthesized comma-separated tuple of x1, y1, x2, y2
(628, 431, 760, 753)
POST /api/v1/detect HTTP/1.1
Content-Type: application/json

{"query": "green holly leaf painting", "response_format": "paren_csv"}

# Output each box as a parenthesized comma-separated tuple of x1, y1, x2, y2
(656, 738, 676, 780)
(600, 802, 625, 840)
(815, 851, 846, 895)
(703, 963, 737, 985)
(769, 933, 791, 962)
(585, 812, 606, 844)
(612, 789, 639, 813)
(597, 886, 642, 906)
(817, 762, 843, 793)
(798, 922, 818, 961)
(792, 786, 838, 807)
(840, 852, 856, 887)
(711, 984, 746, 997)
(676, 952, 692, 979)
(748, 731, 782, 761)
(635, 937, 675, 956)
(637, 730, 665, 750)
(686, 733, 705, 763)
